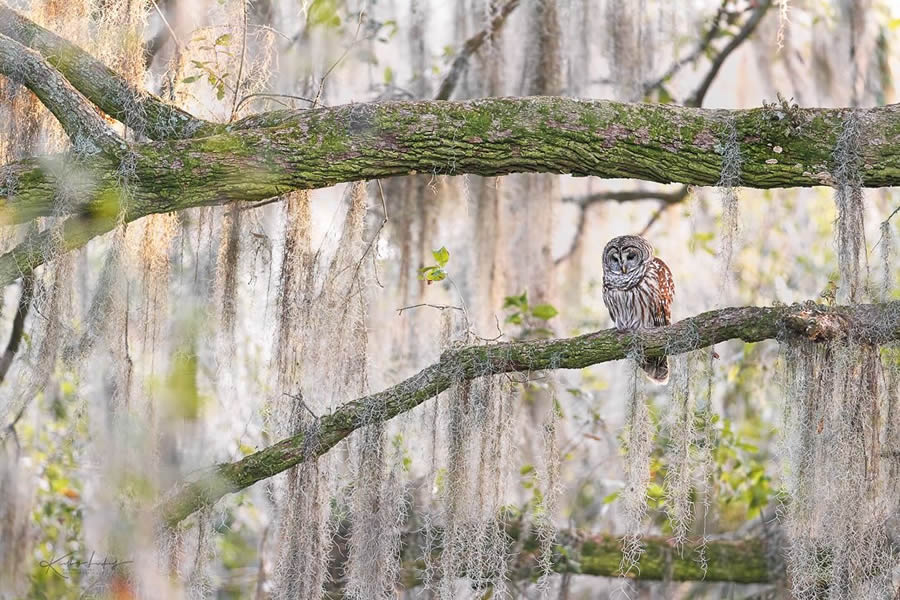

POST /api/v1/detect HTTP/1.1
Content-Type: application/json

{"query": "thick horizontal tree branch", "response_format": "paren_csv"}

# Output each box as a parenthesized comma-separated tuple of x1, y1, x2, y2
(0, 33, 124, 153)
(340, 521, 774, 591)
(436, 530, 770, 585)
(0, 5, 211, 140)
(158, 300, 900, 527)
(3, 97, 900, 283)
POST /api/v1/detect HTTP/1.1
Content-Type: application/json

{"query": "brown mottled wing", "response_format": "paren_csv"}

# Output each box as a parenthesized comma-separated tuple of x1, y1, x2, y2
(639, 257, 674, 383)
(649, 257, 674, 327)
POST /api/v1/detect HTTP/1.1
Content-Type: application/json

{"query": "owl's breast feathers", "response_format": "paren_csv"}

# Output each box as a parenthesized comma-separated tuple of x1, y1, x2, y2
(601, 257, 674, 330)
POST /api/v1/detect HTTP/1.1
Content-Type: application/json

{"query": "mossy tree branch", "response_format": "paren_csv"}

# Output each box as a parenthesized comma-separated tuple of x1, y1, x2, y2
(3, 97, 900, 284)
(324, 521, 774, 591)
(158, 300, 900, 528)
(0, 5, 211, 140)
(0, 33, 124, 154)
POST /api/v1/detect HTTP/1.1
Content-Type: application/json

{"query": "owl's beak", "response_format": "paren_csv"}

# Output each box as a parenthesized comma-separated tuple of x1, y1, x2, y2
(621, 264, 628, 274)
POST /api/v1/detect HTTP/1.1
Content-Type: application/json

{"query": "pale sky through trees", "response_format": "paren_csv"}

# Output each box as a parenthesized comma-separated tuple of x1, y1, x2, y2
(1, 1, 899, 599)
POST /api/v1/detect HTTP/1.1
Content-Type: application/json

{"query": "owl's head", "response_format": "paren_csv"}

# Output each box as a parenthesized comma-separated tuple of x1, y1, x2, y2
(603, 235, 653, 279)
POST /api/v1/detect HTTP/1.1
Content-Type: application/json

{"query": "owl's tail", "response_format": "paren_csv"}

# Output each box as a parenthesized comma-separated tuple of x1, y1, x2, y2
(641, 356, 669, 384)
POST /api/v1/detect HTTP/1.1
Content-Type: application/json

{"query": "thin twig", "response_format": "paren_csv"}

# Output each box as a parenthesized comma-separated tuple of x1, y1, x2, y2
(686, 0, 773, 107)
(639, 201, 677, 237)
(642, 0, 731, 97)
(556, 187, 689, 265)
(150, 0, 181, 50)
(0, 275, 33, 383)
(234, 92, 317, 115)
(870, 204, 900, 254)
(312, 10, 364, 108)
(345, 180, 389, 293)
(397, 303, 464, 315)
(230, 0, 249, 122)
(434, 0, 521, 101)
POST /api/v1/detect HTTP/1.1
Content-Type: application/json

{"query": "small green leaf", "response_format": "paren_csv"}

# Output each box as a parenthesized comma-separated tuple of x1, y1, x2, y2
(505, 312, 523, 325)
(182, 75, 201, 84)
(552, 397, 564, 419)
(531, 303, 558, 320)
(215, 33, 233, 46)
(432, 246, 450, 267)
(503, 291, 528, 310)
(602, 491, 620, 504)
(383, 66, 394, 85)
(216, 83, 226, 100)
(647, 483, 665, 499)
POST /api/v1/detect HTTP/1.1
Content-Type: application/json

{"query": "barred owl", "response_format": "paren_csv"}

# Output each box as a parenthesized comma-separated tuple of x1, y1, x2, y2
(601, 235, 675, 383)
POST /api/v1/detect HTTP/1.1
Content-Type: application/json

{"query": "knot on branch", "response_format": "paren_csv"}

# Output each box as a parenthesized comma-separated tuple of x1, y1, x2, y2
(783, 303, 853, 342)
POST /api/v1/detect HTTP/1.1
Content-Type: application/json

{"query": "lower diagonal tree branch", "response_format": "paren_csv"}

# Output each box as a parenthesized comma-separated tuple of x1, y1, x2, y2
(158, 300, 900, 527)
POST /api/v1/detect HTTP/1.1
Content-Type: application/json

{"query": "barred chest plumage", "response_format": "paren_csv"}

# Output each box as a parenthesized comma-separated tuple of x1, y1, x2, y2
(602, 256, 673, 331)
(601, 235, 675, 382)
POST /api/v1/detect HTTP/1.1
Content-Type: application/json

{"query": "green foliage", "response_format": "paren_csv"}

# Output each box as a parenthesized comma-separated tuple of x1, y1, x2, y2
(25, 384, 88, 599)
(418, 246, 450, 283)
(391, 434, 413, 472)
(182, 32, 238, 101)
(307, 0, 342, 29)
(163, 345, 206, 420)
(503, 291, 559, 339)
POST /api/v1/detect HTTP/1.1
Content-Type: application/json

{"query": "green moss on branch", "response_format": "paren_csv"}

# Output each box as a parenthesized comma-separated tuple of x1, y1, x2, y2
(158, 300, 900, 528)
(4, 97, 900, 283)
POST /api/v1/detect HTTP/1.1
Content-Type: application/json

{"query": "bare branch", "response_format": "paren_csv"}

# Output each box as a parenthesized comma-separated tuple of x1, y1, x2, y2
(556, 186, 689, 264)
(158, 300, 900, 527)
(642, 0, 731, 97)
(0, 5, 211, 140)
(685, 0, 773, 108)
(562, 187, 689, 209)
(0, 33, 124, 154)
(0, 274, 32, 382)
(434, 0, 520, 101)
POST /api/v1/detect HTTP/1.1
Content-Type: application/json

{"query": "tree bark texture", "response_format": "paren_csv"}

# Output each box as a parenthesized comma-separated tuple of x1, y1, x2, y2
(2, 96, 899, 284)
(158, 301, 900, 527)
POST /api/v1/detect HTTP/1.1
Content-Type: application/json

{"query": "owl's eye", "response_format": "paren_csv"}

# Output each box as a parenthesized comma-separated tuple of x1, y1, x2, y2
(626, 252, 636, 261)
